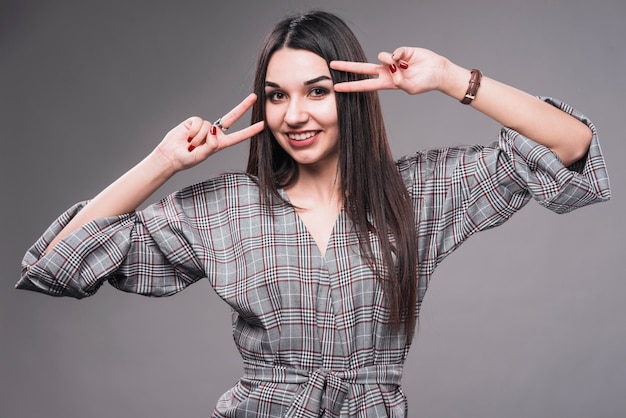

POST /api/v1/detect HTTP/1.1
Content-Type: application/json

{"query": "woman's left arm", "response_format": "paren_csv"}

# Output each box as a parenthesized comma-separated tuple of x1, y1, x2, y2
(444, 64, 592, 166)
(331, 47, 592, 166)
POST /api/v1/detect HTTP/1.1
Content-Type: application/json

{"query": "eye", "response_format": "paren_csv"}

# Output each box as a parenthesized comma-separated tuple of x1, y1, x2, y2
(266, 90, 286, 103)
(309, 87, 330, 98)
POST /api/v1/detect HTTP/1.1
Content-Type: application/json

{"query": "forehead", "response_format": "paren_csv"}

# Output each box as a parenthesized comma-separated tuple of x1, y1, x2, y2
(266, 48, 330, 82)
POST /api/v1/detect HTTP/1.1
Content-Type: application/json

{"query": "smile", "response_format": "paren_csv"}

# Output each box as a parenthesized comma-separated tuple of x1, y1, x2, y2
(287, 131, 319, 141)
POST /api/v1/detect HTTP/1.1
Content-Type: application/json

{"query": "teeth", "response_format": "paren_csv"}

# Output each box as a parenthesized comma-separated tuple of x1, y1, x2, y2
(288, 131, 317, 141)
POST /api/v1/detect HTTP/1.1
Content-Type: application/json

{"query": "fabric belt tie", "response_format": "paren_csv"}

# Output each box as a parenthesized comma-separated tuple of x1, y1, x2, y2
(243, 364, 403, 418)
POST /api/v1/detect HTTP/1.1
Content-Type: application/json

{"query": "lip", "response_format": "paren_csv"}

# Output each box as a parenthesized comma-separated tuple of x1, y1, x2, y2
(285, 130, 320, 148)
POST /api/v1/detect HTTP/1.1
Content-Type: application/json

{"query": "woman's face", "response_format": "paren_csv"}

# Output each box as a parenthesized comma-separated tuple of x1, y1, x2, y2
(264, 48, 340, 169)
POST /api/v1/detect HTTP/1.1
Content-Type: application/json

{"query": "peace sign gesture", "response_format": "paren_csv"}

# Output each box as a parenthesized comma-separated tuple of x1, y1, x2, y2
(331, 47, 449, 96)
(155, 93, 265, 173)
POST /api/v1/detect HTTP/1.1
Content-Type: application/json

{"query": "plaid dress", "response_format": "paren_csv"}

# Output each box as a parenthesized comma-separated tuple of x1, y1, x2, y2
(18, 98, 610, 417)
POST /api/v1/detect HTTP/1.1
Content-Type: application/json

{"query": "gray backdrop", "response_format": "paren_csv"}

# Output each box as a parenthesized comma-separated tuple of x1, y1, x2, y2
(2, 0, 624, 417)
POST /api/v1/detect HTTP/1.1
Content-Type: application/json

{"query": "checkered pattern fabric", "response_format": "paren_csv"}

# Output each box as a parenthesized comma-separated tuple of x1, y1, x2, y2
(18, 98, 610, 417)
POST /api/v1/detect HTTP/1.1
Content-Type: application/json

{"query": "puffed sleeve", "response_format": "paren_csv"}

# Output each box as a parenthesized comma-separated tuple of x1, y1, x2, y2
(498, 97, 610, 213)
(398, 97, 610, 276)
(17, 187, 209, 299)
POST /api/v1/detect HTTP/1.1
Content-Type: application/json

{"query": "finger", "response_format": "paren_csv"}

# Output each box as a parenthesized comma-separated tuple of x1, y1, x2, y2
(213, 93, 258, 131)
(334, 78, 388, 93)
(185, 116, 205, 139)
(379, 50, 410, 72)
(219, 121, 265, 149)
(190, 93, 261, 157)
(377, 51, 395, 65)
(329, 60, 380, 75)
(189, 120, 211, 146)
(192, 121, 264, 159)
(390, 46, 411, 61)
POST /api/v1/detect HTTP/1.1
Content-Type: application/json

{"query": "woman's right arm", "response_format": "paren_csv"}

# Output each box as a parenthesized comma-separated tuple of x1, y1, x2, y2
(45, 93, 264, 252)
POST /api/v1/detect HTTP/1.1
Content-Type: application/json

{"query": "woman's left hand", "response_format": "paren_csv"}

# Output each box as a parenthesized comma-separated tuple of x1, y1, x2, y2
(332, 46, 593, 166)
(330, 47, 448, 95)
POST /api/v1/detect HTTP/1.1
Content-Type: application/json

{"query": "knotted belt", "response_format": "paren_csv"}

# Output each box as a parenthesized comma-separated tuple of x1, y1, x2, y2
(243, 364, 403, 418)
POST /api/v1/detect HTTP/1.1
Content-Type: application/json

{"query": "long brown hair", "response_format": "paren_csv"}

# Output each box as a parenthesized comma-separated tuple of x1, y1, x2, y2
(246, 10, 418, 337)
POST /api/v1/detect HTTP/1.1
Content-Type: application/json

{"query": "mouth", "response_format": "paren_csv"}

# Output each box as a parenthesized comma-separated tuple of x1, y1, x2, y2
(287, 131, 319, 141)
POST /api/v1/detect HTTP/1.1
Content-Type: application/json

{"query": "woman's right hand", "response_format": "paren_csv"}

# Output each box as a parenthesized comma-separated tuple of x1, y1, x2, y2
(44, 93, 264, 252)
(153, 93, 265, 174)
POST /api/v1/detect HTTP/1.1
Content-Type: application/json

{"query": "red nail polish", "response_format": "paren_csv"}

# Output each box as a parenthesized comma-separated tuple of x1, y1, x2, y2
(399, 61, 409, 70)
(389, 64, 397, 73)
(187, 137, 193, 143)
(188, 145, 195, 152)
(210, 126, 217, 135)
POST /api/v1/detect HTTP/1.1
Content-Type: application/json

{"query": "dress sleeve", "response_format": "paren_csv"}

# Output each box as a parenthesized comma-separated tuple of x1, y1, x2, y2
(17, 188, 209, 299)
(398, 97, 611, 273)
(499, 97, 610, 213)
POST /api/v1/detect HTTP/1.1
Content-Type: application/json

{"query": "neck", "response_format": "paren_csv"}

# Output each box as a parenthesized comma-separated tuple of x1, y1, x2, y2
(287, 161, 342, 207)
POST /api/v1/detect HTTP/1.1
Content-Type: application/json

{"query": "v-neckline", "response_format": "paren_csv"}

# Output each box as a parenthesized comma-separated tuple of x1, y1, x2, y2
(280, 189, 343, 258)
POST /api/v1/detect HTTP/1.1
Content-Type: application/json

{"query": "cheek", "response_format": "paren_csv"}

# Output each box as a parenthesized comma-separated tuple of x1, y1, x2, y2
(264, 104, 283, 131)
(319, 98, 339, 126)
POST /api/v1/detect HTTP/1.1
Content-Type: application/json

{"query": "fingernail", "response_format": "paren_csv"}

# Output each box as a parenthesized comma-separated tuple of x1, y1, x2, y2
(210, 126, 217, 135)
(187, 137, 193, 143)
(399, 61, 409, 70)
(389, 64, 397, 73)
(188, 145, 195, 152)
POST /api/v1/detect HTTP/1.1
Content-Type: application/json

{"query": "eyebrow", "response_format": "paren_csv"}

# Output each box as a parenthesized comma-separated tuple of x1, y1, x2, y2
(304, 75, 332, 85)
(264, 75, 332, 88)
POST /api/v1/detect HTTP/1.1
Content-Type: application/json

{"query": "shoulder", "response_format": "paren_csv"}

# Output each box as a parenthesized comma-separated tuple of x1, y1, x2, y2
(395, 145, 486, 179)
(147, 173, 263, 219)
(176, 172, 260, 199)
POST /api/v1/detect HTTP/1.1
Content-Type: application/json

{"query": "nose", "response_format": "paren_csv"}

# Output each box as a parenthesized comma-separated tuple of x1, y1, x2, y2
(284, 97, 308, 126)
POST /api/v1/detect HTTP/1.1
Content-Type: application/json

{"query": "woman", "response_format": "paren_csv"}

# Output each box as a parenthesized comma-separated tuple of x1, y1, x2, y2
(17, 10, 610, 418)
